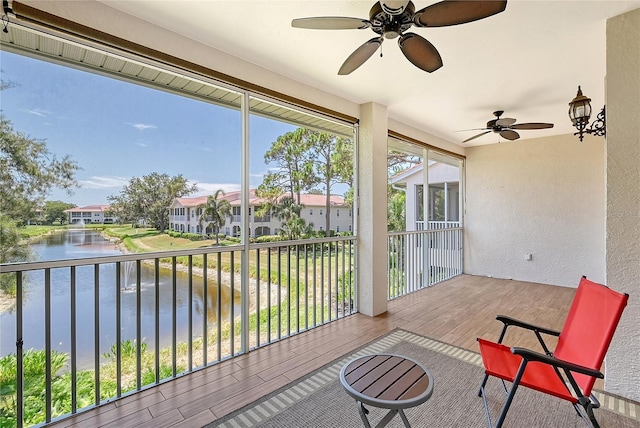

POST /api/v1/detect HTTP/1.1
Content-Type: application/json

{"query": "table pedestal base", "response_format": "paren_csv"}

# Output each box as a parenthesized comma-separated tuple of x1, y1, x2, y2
(357, 402, 412, 428)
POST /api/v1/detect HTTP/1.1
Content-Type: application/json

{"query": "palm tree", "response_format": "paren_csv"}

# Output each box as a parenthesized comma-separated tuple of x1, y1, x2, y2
(275, 196, 312, 240)
(275, 196, 302, 222)
(198, 189, 231, 245)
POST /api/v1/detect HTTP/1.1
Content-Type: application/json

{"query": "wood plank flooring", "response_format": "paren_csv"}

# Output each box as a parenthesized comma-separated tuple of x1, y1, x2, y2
(51, 274, 579, 427)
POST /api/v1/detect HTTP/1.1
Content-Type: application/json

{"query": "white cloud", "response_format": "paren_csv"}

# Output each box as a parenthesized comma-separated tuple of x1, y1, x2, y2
(135, 142, 148, 147)
(128, 123, 157, 131)
(79, 176, 129, 189)
(25, 108, 52, 117)
(189, 181, 241, 197)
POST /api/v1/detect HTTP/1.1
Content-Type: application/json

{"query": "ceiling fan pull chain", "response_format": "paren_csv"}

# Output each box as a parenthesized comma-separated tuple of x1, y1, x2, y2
(380, 43, 383, 58)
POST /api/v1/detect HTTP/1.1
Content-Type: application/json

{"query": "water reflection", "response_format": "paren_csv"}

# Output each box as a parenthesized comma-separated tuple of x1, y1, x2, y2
(0, 229, 240, 369)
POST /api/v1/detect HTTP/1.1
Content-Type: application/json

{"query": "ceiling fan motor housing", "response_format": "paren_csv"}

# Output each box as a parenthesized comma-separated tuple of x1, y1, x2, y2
(369, 1, 415, 39)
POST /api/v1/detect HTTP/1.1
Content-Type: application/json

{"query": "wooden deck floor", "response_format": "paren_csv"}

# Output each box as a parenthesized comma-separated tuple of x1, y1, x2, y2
(51, 274, 578, 427)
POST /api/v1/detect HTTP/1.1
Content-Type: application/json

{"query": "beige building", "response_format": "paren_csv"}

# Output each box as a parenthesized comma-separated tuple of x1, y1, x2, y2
(64, 205, 116, 225)
(169, 190, 352, 238)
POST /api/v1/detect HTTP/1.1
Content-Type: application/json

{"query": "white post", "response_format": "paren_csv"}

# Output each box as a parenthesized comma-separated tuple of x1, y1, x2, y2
(357, 102, 389, 316)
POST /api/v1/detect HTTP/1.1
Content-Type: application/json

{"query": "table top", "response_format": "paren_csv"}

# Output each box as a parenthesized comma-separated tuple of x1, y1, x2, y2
(340, 353, 434, 410)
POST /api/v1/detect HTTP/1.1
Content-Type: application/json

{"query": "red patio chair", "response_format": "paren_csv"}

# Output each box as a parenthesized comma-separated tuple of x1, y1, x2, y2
(477, 276, 628, 428)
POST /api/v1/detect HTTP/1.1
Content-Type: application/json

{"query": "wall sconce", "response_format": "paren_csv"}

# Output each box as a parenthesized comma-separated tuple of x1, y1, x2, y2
(568, 86, 606, 142)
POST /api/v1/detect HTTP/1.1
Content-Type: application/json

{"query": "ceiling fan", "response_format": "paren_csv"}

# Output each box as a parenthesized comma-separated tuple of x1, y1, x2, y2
(461, 110, 554, 143)
(291, 0, 507, 75)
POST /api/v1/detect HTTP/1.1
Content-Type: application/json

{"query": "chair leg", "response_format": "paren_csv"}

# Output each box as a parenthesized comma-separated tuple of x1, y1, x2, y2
(494, 383, 520, 428)
(585, 404, 601, 428)
(494, 360, 528, 428)
(478, 374, 489, 397)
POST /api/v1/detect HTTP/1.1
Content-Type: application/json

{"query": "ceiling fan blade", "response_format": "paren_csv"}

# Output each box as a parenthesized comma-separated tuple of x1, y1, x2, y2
(500, 130, 520, 140)
(511, 122, 555, 130)
(496, 117, 516, 127)
(338, 37, 383, 75)
(415, 1, 507, 27)
(398, 33, 443, 73)
(462, 130, 491, 143)
(291, 17, 370, 30)
(456, 127, 490, 132)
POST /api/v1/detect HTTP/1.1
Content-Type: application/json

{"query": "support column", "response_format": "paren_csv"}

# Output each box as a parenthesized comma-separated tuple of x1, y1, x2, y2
(357, 102, 389, 316)
(605, 7, 640, 401)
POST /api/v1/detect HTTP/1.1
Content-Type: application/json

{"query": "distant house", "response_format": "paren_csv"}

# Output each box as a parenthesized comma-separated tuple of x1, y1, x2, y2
(168, 190, 352, 238)
(64, 205, 117, 224)
(389, 161, 461, 231)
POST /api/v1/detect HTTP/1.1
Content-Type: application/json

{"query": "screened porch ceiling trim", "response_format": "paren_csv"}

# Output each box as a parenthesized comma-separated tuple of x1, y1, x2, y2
(389, 131, 465, 161)
(2, 2, 356, 138)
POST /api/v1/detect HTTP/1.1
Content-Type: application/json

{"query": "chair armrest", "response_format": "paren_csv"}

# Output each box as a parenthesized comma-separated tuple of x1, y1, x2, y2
(511, 347, 604, 379)
(496, 315, 561, 337)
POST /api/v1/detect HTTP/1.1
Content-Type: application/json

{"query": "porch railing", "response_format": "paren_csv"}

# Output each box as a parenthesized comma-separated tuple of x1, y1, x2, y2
(415, 220, 462, 230)
(388, 227, 463, 300)
(0, 235, 356, 427)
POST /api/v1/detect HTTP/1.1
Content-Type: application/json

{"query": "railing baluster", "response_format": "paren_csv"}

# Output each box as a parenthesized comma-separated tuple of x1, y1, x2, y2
(341, 240, 346, 316)
(45, 268, 52, 423)
(155, 258, 160, 382)
(188, 255, 193, 371)
(16, 271, 23, 428)
(136, 260, 142, 389)
(350, 240, 354, 313)
(267, 248, 272, 344)
(94, 264, 100, 405)
(277, 248, 282, 340)
(217, 252, 222, 361)
(203, 253, 208, 366)
(287, 246, 291, 337)
(116, 262, 122, 396)
(320, 243, 325, 323)
(296, 244, 300, 333)
(304, 244, 308, 330)
(313, 244, 317, 326)
(334, 242, 339, 319)
(230, 251, 235, 356)
(172, 257, 177, 376)
(70, 267, 77, 413)
(256, 249, 261, 347)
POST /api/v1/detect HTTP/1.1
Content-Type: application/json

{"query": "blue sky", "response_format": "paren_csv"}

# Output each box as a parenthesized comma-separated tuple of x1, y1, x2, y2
(1, 50, 297, 206)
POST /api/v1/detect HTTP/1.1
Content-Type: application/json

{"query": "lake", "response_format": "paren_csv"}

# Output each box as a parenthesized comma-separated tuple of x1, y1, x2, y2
(0, 229, 238, 368)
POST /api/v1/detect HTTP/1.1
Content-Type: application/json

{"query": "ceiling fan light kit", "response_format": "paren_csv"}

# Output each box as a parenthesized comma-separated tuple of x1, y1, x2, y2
(291, 0, 507, 75)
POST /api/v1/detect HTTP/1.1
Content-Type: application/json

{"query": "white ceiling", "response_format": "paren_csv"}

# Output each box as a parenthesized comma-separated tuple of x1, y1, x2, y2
(101, 0, 639, 146)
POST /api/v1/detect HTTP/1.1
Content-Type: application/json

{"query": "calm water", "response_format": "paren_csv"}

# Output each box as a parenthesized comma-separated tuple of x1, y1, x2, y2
(0, 229, 238, 368)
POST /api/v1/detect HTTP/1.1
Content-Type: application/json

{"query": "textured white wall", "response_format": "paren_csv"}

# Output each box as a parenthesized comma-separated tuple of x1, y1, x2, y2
(604, 7, 640, 402)
(464, 134, 606, 286)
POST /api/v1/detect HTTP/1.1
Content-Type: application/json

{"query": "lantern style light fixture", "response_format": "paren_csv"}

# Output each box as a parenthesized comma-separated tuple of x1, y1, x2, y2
(568, 86, 606, 142)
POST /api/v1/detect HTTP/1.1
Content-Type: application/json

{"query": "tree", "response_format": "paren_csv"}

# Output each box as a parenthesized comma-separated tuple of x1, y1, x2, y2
(198, 189, 232, 245)
(308, 132, 353, 234)
(43, 200, 76, 225)
(0, 114, 79, 278)
(259, 128, 315, 204)
(108, 173, 196, 231)
(0, 115, 79, 224)
(1, 80, 79, 294)
(387, 187, 406, 232)
(258, 128, 354, 236)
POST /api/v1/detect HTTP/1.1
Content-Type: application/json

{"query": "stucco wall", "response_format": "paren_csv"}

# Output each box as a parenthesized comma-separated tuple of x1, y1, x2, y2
(464, 133, 606, 286)
(604, 7, 640, 402)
